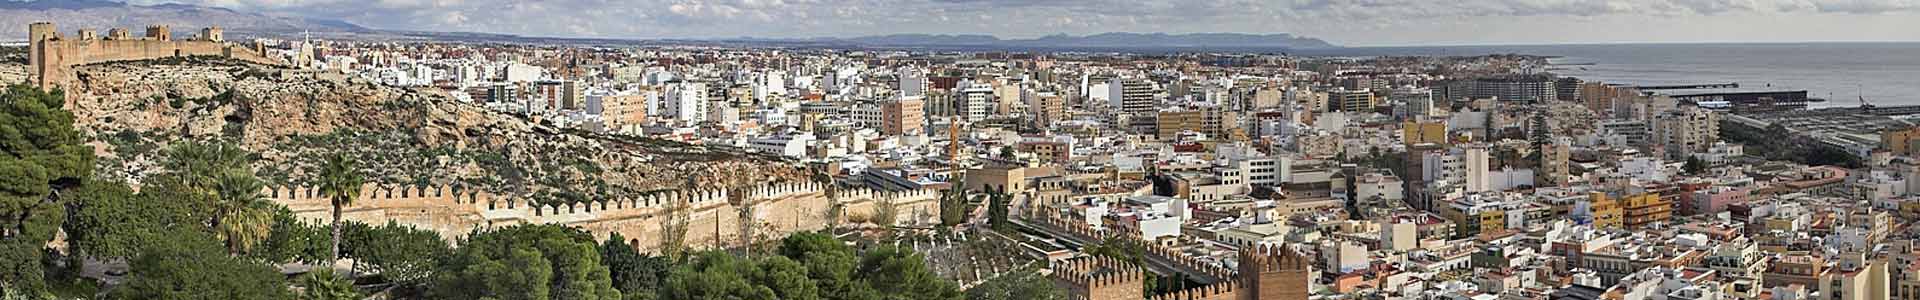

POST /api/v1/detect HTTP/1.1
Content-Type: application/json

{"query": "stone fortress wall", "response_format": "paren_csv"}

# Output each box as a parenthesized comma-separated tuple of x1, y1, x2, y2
(266, 181, 940, 253)
(28, 22, 285, 88)
(1040, 216, 1311, 300)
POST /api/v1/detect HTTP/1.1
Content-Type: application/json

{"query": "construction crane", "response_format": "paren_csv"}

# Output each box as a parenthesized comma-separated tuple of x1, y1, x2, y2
(1858, 85, 1875, 113)
(948, 118, 964, 177)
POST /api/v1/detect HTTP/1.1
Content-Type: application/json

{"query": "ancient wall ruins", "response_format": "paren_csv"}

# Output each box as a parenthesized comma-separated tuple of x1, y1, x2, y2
(266, 181, 940, 253)
(28, 22, 285, 88)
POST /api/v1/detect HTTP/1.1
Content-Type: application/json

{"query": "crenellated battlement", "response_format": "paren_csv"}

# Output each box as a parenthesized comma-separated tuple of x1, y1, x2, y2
(1038, 215, 1239, 280)
(265, 180, 940, 254)
(1050, 256, 1148, 300)
(1239, 243, 1312, 274)
(265, 180, 870, 214)
(1148, 282, 1240, 300)
(28, 22, 287, 89)
(1037, 214, 1311, 300)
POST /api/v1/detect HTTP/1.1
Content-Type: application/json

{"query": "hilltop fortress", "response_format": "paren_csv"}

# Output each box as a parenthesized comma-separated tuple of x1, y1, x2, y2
(267, 181, 939, 252)
(27, 22, 286, 88)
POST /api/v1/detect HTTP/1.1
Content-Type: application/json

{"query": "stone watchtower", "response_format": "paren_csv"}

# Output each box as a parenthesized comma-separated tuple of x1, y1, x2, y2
(1051, 257, 1149, 300)
(1236, 244, 1312, 300)
(27, 22, 60, 87)
(145, 25, 170, 41)
(107, 28, 131, 40)
(28, 22, 56, 42)
(200, 26, 223, 42)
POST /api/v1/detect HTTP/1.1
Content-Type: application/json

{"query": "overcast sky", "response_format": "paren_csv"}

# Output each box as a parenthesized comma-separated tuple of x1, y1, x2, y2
(125, 0, 1920, 46)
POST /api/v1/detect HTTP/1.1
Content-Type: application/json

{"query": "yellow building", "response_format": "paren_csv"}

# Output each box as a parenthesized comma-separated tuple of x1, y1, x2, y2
(1333, 89, 1375, 112)
(1157, 110, 1204, 140)
(1478, 211, 1506, 235)
(1884, 127, 1920, 156)
(1622, 193, 1671, 229)
(1589, 192, 1623, 229)
(1403, 121, 1449, 146)
(1819, 254, 1890, 300)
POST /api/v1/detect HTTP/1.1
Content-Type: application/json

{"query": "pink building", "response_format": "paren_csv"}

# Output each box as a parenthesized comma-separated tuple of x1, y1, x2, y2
(1688, 186, 1748, 216)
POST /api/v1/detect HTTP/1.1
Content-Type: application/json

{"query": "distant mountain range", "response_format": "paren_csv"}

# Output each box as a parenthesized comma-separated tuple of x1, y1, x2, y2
(827, 32, 1340, 49)
(0, 0, 1338, 50)
(0, 0, 369, 41)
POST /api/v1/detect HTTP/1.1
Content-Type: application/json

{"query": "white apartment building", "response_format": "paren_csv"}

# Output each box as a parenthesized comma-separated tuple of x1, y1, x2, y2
(958, 83, 995, 122)
(664, 82, 709, 123)
(1109, 77, 1159, 115)
(749, 132, 815, 158)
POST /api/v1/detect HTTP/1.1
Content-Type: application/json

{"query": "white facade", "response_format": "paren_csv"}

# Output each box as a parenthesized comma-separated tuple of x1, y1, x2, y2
(958, 83, 995, 122)
(503, 62, 541, 83)
(1138, 215, 1182, 241)
(665, 82, 709, 123)
(1621, 156, 1669, 182)
(748, 133, 815, 158)
(898, 67, 925, 97)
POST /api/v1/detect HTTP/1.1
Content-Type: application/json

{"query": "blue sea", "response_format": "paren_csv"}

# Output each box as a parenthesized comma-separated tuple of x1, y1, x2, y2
(1293, 43, 1920, 107)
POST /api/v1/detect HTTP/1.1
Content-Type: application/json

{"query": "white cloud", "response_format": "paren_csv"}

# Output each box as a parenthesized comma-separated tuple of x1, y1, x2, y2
(115, 0, 1920, 44)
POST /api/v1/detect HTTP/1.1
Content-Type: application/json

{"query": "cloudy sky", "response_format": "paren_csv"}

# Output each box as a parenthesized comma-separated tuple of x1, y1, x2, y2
(123, 0, 1920, 46)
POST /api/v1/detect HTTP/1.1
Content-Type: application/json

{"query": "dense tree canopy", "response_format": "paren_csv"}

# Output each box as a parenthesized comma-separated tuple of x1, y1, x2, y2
(64, 179, 179, 261)
(297, 269, 361, 300)
(109, 229, 292, 300)
(0, 85, 93, 292)
(431, 224, 622, 300)
(654, 232, 964, 300)
(601, 233, 666, 300)
(967, 267, 1067, 300)
(343, 221, 449, 286)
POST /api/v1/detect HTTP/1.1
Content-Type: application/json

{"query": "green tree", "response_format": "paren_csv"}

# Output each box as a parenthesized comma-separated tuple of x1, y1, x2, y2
(858, 246, 963, 300)
(65, 179, 184, 261)
(110, 229, 292, 300)
(0, 85, 92, 293)
(317, 152, 364, 263)
(776, 232, 848, 259)
(432, 224, 621, 300)
(966, 267, 1066, 300)
(250, 210, 329, 264)
(344, 221, 447, 286)
(753, 256, 821, 300)
(601, 233, 665, 300)
(986, 190, 1010, 232)
(1684, 156, 1707, 175)
(660, 251, 774, 300)
(776, 233, 875, 300)
(297, 269, 361, 300)
(803, 249, 874, 300)
(211, 168, 275, 254)
(939, 186, 970, 226)
(150, 140, 277, 254)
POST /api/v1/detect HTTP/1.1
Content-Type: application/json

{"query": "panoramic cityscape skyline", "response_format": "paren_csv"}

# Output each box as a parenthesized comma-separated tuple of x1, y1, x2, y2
(10, 0, 1920, 299)
(103, 0, 1920, 46)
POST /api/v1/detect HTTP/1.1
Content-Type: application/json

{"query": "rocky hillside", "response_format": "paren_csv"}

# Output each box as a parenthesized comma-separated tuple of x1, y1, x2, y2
(0, 56, 802, 205)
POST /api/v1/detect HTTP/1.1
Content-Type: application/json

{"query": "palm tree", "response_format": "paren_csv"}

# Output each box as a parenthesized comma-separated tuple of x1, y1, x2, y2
(164, 140, 276, 254)
(212, 165, 274, 254)
(318, 152, 364, 263)
(298, 269, 362, 300)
